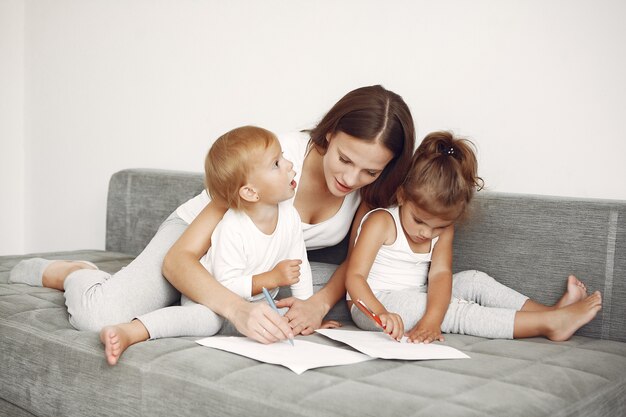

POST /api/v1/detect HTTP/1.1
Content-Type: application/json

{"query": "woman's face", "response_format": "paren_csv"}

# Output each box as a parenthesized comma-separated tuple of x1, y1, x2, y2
(322, 131, 394, 197)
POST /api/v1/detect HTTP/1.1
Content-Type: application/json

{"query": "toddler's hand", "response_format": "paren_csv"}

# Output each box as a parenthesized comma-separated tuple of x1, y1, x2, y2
(379, 312, 404, 341)
(406, 319, 444, 344)
(271, 259, 301, 287)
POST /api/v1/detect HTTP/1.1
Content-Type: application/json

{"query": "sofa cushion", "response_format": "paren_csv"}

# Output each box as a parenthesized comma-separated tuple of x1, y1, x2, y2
(1, 251, 625, 417)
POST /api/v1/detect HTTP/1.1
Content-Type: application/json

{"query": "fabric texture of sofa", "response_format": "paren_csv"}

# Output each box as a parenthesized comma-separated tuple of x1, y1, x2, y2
(1, 168, 625, 417)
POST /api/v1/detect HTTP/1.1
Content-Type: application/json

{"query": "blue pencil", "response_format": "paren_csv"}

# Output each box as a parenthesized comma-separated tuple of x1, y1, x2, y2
(261, 287, 294, 346)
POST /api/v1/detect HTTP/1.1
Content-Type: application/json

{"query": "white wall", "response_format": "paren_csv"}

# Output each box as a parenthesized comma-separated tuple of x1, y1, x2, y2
(3, 0, 626, 255)
(0, 0, 25, 255)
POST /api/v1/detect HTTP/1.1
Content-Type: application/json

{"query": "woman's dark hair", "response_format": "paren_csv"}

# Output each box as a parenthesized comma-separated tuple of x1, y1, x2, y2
(309, 85, 415, 208)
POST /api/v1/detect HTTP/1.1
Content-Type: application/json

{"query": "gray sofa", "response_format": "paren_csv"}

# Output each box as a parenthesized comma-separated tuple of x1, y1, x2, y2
(1, 168, 625, 417)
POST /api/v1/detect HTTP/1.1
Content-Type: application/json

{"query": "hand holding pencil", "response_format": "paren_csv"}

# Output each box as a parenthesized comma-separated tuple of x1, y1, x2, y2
(355, 299, 404, 341)
(262, 287, 295, 346)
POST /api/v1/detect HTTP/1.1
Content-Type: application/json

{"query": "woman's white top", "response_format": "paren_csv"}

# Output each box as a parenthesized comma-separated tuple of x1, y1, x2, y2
(352, 206, 439, 296)
(176, 131, 361, 250)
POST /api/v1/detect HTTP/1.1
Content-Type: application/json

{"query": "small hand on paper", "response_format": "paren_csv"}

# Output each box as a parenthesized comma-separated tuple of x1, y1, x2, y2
(406, 317, 445, 344)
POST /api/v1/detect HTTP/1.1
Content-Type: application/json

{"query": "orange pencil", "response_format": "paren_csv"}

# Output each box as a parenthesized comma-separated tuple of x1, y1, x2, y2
(354, 299, 385, 329)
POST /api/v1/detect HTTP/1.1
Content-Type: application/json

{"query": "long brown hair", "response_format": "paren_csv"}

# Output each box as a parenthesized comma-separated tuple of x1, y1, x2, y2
(309, 85, 415, 208)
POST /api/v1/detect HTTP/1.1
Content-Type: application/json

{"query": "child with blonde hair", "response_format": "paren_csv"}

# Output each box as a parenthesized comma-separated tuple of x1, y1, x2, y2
(346, 131, 602, 343)
(101, 125, 313, 364)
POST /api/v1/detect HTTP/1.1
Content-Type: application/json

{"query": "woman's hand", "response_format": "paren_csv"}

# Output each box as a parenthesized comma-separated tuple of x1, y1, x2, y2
(320, 320, 342, 329)
(274, 296, 327, 335)
(229, 301, 295, 344)
(379, 311, 404, 341)
(406, 318, 444, 344)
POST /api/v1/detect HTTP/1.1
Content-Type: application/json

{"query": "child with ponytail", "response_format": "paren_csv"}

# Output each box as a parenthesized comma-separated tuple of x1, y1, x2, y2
(346, 131, 602, 343)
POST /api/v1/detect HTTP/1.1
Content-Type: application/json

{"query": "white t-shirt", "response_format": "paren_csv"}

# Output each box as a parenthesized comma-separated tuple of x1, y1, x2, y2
(349, 206, 439, 297)
(200, 200, 313, 300)
(176, 131, 361, 250)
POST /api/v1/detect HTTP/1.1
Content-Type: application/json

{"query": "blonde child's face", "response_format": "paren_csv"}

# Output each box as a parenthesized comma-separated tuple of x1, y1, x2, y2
(249, 140, 297, 204)
(398, 200, 456, 245)
(322, 131, 393, 197)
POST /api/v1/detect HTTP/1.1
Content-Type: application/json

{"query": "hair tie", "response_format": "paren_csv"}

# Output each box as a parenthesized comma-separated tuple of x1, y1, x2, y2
(437, 142, 457, 157)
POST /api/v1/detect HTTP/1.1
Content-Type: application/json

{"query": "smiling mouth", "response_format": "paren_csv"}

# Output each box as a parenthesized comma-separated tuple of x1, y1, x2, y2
(335, 179, 352, 192)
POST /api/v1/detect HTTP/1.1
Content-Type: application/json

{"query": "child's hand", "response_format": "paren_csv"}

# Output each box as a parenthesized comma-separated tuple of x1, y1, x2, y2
(379, 312, 404, 341)
(406, 318, 444, 344)
(271, 259, 301, 287)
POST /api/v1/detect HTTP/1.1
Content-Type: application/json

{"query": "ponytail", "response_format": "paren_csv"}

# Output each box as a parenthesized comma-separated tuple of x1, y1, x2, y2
(401, 131, 483, 218)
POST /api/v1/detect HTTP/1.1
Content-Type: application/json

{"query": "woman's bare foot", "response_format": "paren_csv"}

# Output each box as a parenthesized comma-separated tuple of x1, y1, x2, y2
(547, 291, 602, 341)
(555, 275, 588, 309)
(100, 326, 125, 366)
(42, 261, 98, 290)
(99, 320, 150, 366)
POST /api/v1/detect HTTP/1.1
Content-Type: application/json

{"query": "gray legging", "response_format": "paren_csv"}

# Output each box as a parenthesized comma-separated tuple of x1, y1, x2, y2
(63, 212, 185, 332)
(139, 292, 288, 339)
(351, 270, 529, 339)
(64, 212, 286, 338)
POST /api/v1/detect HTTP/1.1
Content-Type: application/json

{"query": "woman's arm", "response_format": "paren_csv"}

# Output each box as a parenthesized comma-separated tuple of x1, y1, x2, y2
(162, 201, 294, 343)
(406, 225, 455, 343)
(276, 202, 372, 335)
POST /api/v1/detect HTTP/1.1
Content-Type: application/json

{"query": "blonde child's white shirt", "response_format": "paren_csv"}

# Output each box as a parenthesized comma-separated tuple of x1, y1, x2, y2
(347, 206, 439, 299)
(176, 131, 361, 250)
(200, 200, 313, 300)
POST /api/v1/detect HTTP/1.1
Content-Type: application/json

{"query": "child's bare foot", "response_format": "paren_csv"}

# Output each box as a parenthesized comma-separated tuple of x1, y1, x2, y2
(555, 275, 588, 309)
(99, 320, 149, 365)
(547, 291, 602, 342)
(43, 261, 98, 290)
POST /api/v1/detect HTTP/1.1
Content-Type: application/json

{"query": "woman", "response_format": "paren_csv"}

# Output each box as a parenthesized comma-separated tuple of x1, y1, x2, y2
(11, 85, 416, 361)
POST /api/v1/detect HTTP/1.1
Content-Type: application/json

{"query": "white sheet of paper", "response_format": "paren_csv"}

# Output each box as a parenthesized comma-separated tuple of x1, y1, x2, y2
(316, 329, 470, 360)
(196, 336, 372, 374)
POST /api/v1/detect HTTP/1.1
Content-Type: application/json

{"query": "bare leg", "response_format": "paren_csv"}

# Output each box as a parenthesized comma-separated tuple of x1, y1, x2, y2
(520, 275, 588, 312)
(42, 261, 98, 290)
(100, 319, 150, 366)
(513, 291, 601, 340)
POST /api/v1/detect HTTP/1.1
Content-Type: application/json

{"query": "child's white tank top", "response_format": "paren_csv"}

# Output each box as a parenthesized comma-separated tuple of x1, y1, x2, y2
(357, 206, 438, 294)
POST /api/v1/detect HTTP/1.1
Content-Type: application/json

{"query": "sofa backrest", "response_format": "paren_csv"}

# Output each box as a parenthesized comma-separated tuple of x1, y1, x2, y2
(105, 168, 625, 342)
(106, 169, 205, 257)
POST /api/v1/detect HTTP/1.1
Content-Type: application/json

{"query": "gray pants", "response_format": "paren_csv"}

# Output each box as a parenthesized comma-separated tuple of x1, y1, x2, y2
(140, 295, 288, 339)
(141, 265, 334, 340)
(63, 213, 185, 332)
(138, 297, 227, 339)
(351, 270, 529, 339)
